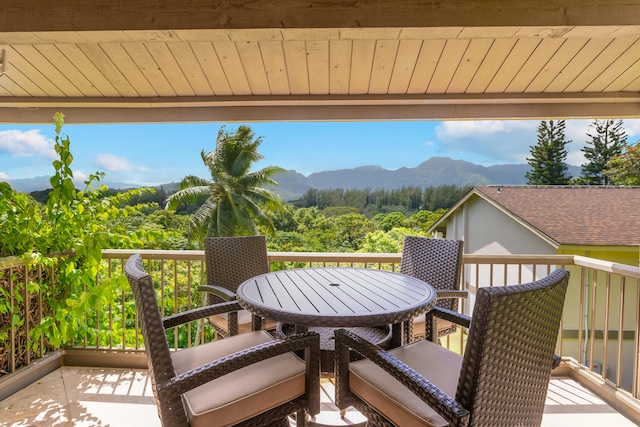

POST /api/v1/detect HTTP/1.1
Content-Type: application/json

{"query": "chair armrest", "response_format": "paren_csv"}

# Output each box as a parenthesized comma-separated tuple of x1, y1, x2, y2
(436, 289, 468, 300)
(429, 307, 471, 329)
(334, 328, 470, 427)
(162, 300, 243, 329)
(157, 331, 321, 415)
(197, 284, 237, 301)
(552, 354, 562, 369)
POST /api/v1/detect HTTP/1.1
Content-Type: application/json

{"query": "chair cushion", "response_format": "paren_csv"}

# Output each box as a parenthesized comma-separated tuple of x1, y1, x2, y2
(412, 317, 456, 338)
(172, 330, 306, 427)
(349, 340, 463, 427)
(209, 310, 279, 334)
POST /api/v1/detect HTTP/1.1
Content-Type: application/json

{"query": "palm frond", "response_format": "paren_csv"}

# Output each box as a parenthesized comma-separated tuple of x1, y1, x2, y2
(165, 184, 211, 211)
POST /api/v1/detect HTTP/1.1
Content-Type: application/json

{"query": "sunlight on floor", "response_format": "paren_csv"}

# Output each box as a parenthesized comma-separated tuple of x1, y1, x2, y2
(0, 367, 637, 427)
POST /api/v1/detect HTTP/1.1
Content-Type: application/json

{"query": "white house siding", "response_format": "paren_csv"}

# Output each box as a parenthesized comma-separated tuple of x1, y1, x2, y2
(445, 195, 556, 255)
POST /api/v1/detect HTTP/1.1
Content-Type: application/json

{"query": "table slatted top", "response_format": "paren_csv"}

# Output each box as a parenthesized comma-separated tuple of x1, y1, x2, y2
(237, 268, 435, 327)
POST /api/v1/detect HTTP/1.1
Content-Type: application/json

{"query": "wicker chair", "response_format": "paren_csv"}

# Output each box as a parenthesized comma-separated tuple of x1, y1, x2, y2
(335, 268, 570, 427)
(400, 236, 465, 343)
(124, 254, 320, 427)
(198, 235, 277, 338)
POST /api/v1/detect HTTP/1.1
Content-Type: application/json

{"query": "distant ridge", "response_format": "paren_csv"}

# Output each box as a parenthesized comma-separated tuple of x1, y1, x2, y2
(4, 157, 581, 202)
(272, 157, 581, 201)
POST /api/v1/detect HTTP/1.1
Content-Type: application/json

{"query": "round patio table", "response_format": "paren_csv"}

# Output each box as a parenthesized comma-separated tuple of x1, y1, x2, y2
(236, 267, 436, 349)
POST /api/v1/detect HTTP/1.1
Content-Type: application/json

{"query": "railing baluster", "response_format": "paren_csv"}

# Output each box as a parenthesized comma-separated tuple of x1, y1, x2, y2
(634, 277, 640, 398)
(24, 264, 30, 366)
(617, 277, 625, 389)
(9, 266, 15, 374)
(588, 270, 597, 375)
(603, 272, 611, 380)
(578, 266, 586, 366)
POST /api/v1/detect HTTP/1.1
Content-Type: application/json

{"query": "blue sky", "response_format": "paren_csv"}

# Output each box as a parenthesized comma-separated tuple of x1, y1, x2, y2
(1, 119, 639, 187)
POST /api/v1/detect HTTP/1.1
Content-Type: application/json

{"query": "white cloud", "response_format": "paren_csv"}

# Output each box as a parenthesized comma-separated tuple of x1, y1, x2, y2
(73, 170, 89, 182)
(0, 172, 11, 180)
(433, 119, 640, 167)
(434, 120, 539, 165)
(0, 129, 57, 159)
(94, 153, 148, 172)
(436, 120, 536, 139)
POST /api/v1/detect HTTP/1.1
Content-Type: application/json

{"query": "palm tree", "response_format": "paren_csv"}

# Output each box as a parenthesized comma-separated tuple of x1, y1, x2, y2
(166, 125, 284, 238)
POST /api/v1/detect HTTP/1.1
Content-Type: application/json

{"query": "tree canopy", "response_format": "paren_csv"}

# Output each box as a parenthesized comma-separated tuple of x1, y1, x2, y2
(165, 125, 284, 238)
(580, 119, 627, 185)
(526, 120, 571, 185)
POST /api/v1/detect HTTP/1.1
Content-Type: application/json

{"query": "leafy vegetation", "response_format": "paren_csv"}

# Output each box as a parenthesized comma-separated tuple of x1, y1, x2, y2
(605, 142, 640, 186)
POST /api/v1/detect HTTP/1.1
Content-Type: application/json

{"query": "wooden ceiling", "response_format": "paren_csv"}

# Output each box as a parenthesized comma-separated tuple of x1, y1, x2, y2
(1, 0, 639, 123)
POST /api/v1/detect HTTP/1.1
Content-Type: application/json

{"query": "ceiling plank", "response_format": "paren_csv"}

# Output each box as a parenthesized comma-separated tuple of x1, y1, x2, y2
(260, 41, 290, 95)
(7, 46, 66, 97)
(190, 41, 233, 96)
(428, 39, 469, 93)
(369, 40, 400, 95)
(584, 39, 640, 92)
(56, 44, 120, 96)
(388, 39, 422, 94)
(485, 38, 540, 93)
(506, 38, 566, 92)
(34, 44, 103, 97)
(525, 38, 588, 93)
(603, 57, 640, 92)
(0, 75, 30, 97)
(212, 41, 251, 95)
(466, 39, 517, 94)
(407, 39, 446, 94)
(168, 42, 213, 96)
(236, 41, 271, 95)
(283, 40, 310, 95)
(565, 38, 637, 92)
(122, 42, 176, 97)
(100, 43, 156, 97)
(145, 42, 195, 96)
(544, 38, 612, 92)
(307, 40, 330, 95)
(447, 38, 493, 94)
(329, 40, 352, 95)
(349, 40, 375, 95)
(78, 44, 138, 96)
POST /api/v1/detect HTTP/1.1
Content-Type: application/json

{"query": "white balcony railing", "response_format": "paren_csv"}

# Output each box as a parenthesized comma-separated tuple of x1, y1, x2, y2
(2, 250, 640, 417)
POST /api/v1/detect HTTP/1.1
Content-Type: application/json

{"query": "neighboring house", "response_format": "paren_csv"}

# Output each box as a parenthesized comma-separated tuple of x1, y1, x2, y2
(429, 185, 640, 388)
(429, 186, 640, 267)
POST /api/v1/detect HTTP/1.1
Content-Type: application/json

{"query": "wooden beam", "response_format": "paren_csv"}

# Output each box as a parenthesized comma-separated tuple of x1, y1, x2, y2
(1, 101, 638, 124)
(2, 0, 640, 34)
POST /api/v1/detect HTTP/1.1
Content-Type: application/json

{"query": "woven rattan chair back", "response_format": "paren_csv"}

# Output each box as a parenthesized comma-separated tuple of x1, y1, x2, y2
(124, 254, 188, 427)
(456, 268, 569, 427)
(204, 235, 270, 295)
(400, 236, 463, 312)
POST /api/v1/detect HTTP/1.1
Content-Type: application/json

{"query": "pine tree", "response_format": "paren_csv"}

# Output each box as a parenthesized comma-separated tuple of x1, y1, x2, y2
(526, 120, 571, 185)
(580, 119, 627, 185)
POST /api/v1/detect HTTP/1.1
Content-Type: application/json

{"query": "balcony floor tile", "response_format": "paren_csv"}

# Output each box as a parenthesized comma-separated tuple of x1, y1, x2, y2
(0, 367, 637, 427)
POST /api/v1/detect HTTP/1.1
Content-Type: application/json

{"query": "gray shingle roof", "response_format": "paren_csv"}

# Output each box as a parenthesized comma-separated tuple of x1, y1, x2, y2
(474, 186, 640, 246)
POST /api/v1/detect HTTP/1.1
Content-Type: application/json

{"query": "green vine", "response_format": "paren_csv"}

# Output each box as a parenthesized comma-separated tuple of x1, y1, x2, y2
(1, 113, 152, 357)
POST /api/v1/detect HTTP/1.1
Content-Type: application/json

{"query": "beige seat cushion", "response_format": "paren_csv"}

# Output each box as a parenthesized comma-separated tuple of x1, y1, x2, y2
(349, 340, 462, 427)
(172, 330, 306, 427)
(210, 310, 279, 334)
(412, 316, 456, 338)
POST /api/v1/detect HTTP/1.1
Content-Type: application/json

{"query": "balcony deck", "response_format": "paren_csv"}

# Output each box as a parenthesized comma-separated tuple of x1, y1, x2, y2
(0, 366, 636, 427)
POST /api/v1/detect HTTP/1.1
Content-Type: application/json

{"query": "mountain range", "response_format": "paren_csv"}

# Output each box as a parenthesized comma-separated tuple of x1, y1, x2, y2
(270, 157, 581, 201)
(3, 157, 581, 202)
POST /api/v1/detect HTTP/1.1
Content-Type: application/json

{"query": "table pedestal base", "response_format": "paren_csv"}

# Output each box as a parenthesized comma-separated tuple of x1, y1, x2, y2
(294, 375, 367, 427)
